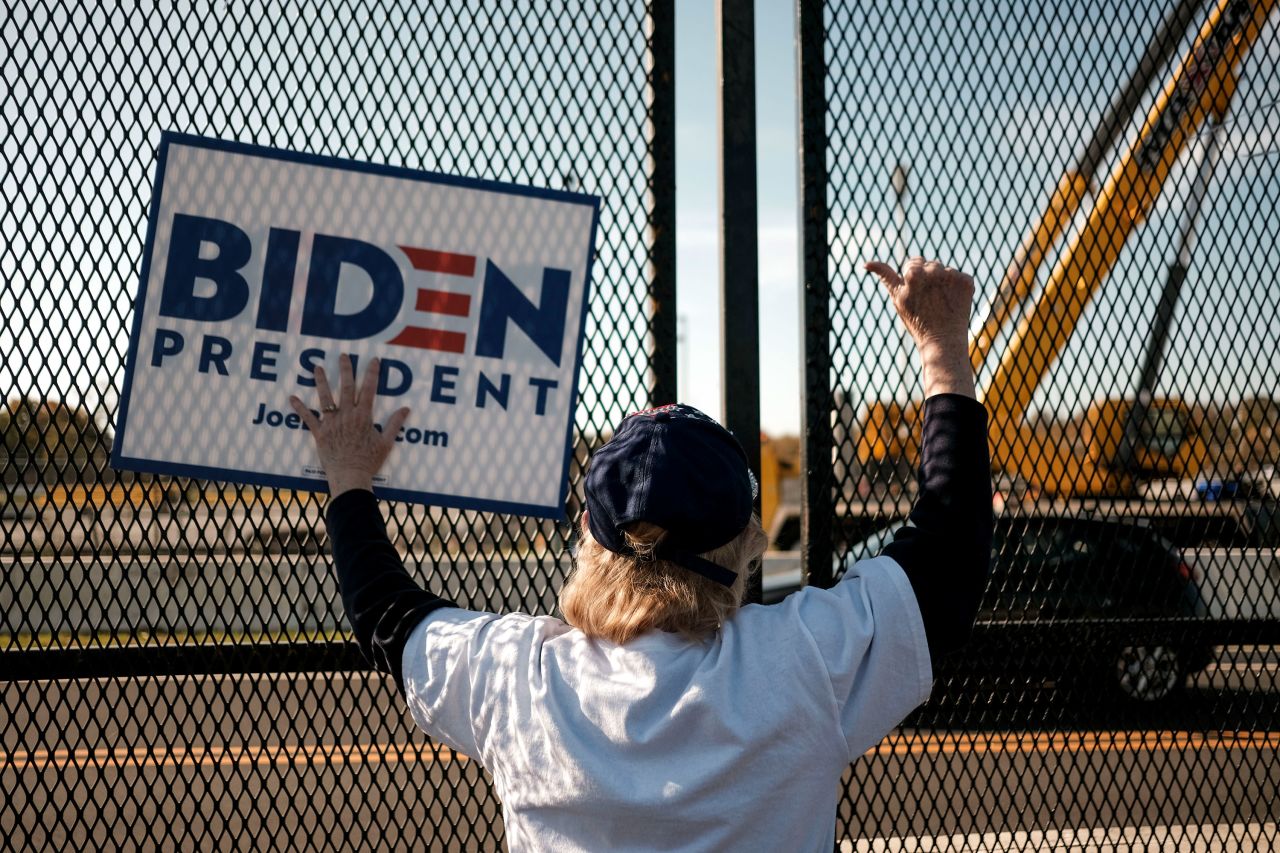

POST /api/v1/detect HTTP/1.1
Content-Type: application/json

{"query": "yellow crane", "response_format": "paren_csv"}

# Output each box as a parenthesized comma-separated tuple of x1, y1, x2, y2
(858, 0, 1275, 498)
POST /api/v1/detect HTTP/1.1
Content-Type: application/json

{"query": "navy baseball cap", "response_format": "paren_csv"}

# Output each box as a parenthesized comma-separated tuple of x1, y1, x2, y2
(584, 404, 758, 586)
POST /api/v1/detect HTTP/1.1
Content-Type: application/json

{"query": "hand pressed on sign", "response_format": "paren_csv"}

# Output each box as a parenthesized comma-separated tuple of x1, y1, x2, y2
(865, 257, 977, 400)
(290, 354, 412, 498)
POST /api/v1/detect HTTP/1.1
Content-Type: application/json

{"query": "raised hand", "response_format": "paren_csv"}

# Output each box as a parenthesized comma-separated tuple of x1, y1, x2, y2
(289, 354, 412, 497)
(865, 257, 977, 399)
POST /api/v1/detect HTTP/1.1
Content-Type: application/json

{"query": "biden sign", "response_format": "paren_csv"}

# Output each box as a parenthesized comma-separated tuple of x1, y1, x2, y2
(112, 133, 599, 519)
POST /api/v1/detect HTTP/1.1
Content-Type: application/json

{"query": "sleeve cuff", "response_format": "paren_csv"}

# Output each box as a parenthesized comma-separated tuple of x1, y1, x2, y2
(325, 488, 382, 536)
(921, 392, 987, 424)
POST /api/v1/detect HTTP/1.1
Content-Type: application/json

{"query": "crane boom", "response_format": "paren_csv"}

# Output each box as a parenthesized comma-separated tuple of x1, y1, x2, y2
(982, 0, 1273, 496)
(969, 0, 1209, 374)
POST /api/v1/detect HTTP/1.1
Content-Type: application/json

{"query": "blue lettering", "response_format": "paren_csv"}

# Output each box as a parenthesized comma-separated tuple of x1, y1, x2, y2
(250, 341, 281, 382)
(475, 372, 510, 409)
(150, 328, 184, 367)
(474, 262, 571, 366)
(198, 335, 233, 376)
(256, 228, 301, 332)
(395, 426, 448, 447)
(300, 234, 404, 340)
(431, 365, 459, 404)
(159, 214, 252, 322)
(378, 358, 413, 396)
(296, 347, 325, 388)
(529, 377, 558, 416)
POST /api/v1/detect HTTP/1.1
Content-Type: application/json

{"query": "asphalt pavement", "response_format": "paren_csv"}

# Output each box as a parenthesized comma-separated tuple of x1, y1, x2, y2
(2, 658, 1277, 851)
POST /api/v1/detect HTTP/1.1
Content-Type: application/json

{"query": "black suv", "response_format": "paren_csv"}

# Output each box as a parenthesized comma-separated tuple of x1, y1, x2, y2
(765, 515, 1212, 703)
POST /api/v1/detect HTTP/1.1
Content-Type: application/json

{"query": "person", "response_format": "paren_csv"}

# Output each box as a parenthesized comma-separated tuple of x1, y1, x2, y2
(289, 257, 992, 852)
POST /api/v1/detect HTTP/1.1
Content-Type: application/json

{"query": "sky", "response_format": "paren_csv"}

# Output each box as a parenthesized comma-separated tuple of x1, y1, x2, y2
(3, 1, 1277, 444)
(676, 0, 1280, 438)
(676, 0, 805, 436)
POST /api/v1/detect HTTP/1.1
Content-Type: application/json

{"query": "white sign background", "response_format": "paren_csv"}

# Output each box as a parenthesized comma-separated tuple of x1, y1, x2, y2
(113, 133, 598, 519)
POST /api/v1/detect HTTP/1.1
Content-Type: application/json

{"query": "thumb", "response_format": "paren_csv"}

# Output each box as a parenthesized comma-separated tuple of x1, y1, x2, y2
(864, 260, 903, 290)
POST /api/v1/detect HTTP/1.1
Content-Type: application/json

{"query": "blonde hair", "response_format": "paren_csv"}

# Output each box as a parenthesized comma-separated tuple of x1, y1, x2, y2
(560, 516, 768, 644)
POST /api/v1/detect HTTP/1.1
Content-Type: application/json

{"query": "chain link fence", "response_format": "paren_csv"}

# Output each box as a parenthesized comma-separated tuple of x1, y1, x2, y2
(7, 0, 1280, 848)
(1, 1, 673, 847)
(801, 0, 1280, 847)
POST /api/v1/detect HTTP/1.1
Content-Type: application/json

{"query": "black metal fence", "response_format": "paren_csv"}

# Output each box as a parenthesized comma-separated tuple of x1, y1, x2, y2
(800, 0, 1280, 846)
(6, 0, 1280, 849)
(1, 1, 673, 847)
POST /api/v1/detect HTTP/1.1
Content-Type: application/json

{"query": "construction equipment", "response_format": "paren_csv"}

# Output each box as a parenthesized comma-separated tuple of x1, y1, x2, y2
(760, 432, 800, 543)
(857, 0, 1274, 499)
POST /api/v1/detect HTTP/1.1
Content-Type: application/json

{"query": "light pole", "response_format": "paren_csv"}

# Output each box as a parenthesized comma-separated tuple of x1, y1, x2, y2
(890, 161, 912, 404)
(677, 314, 689, 403)
(891, 160, 910, 263)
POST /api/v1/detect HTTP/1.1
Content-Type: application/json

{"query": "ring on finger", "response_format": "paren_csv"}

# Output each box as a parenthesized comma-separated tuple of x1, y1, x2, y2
(322, 404, 339, 413)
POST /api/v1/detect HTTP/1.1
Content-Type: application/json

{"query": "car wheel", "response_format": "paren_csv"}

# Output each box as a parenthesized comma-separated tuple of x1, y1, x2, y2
(1112, 644, 1184, 702)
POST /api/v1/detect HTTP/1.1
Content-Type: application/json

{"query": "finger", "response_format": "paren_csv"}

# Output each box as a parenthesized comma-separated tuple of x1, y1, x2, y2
(358, 356, 380, 414)
(313, 366, 337, 410)
(382, 407, 411, 449)
(289, 396, 323, 433)
(904, 256, 931, 277)
(863, 260, 903, 289)
(339, 353, 357, 408)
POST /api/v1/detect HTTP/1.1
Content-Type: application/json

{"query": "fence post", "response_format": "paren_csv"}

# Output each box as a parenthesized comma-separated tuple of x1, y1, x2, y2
(648, 0, 678, 407)
(796, 0, 833, 588)
(717, 0, 762, 603)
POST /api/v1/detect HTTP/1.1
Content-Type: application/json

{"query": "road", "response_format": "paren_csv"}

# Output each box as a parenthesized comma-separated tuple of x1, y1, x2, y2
(0, 672, 504, 851)
(2, 659, 1277, 851)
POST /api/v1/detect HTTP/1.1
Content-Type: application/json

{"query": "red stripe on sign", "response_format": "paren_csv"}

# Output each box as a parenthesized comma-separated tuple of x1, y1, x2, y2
(387, 327, 467, 354)
(415, 289, 472, 317)
(398, 246, 477, 277)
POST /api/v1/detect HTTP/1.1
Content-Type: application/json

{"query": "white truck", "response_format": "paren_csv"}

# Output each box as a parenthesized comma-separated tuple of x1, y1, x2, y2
(1178, 501, 1280, 622)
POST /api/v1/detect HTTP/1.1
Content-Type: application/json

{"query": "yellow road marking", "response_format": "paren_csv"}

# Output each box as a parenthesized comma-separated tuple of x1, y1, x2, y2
(39, 484, 321, 511)
(875, 730, 1280, 756)
(0, 742, 466, 770)
(2, 731, 1275, 771)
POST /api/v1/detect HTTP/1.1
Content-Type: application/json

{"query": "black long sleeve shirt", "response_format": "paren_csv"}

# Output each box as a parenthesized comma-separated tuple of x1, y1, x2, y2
(325, 392, 991, 691)
(325, 491, 456, 694)
(882, 393, 992, 660)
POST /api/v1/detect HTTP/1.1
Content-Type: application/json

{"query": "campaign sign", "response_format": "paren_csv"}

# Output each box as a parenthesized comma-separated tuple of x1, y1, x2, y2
(112, 133, 599, 519)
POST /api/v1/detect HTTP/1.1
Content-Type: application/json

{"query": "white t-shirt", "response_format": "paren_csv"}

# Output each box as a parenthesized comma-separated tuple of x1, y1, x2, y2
(401, 555, 932, 852)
